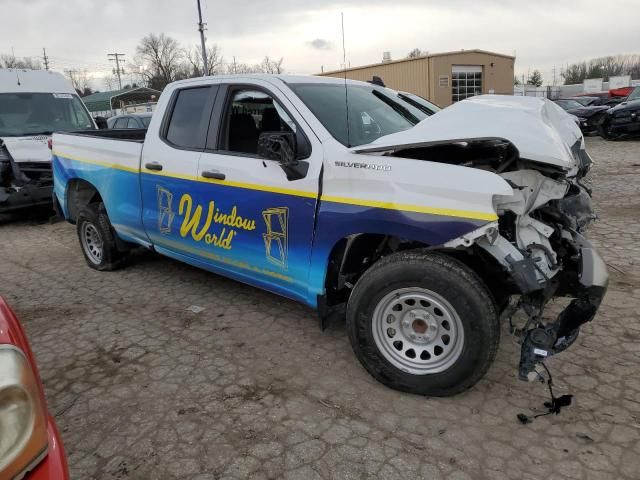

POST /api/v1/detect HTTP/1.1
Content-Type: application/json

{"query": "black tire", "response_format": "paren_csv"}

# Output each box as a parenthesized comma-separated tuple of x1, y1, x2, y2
(76, 203, 128, 271)
(597, 117, 616, 140)
(346, 250, 499, 397)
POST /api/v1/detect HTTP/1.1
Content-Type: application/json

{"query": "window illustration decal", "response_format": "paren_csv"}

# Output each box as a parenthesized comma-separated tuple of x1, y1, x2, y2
(262, 207, 289, 269)
(157, 186, 175, 234)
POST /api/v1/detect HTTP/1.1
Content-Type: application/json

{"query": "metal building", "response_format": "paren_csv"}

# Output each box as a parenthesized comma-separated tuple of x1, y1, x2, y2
(317, 49, 515, 107)
(82, 87, 161, 117)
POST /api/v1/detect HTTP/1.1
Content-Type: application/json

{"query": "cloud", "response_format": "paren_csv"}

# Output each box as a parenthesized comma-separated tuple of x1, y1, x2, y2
(2, 0, 639, 83)
(307, 38, 333, 51)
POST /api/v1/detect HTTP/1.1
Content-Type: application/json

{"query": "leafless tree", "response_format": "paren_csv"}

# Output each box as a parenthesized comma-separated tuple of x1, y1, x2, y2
(1, 54, 41, 69)
(65, 69, 93, 96)
(562, 54, 640, 84)
(407, 48, 424, 58)
(225, 61, 259, 74)
(135, 33, 186, 90)
(259, 56, 284, 74)
(185, 43, 223, 76)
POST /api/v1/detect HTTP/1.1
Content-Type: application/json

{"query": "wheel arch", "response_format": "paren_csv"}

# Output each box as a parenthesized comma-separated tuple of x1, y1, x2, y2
(321, 233, 430, 309)
(318, 232, 513, 319)
(65, 178, 104, 224)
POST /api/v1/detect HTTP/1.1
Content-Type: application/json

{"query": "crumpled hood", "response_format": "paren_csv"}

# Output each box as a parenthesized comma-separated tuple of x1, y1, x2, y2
(0, 135, 51, 163)
(354, 95, 583, 170)
(567, 105, 609, 117)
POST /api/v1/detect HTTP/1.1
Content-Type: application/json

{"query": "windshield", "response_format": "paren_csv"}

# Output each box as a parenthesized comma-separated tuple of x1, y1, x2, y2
(556, 99, 583, 110)
(140, 116, 152, 128)
(0, 92, 94, 137)
(289, 83, 428, 147)
(572, 97, 596, 106)
(397, 92, 441, 115)
(627, 87, 640, 101)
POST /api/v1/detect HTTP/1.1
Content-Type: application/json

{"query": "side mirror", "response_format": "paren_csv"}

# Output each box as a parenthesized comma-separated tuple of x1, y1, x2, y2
(257, 132, 297, 164)
(94, 116, 108, 130)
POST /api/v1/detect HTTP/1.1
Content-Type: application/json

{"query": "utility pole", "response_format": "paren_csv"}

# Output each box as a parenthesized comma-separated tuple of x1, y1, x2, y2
(196, 0, 208, 76)
(108, 53, 126, 89)
(42, 48, 50, 70)
(552, 65, 556, 86)
(233, 56, 237, 74)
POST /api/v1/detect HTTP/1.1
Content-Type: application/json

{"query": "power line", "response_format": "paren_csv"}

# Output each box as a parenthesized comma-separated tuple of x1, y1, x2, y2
(107, 53, 126, 89)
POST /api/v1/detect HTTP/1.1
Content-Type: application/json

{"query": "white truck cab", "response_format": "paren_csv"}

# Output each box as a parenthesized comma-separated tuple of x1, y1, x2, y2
(0, 69, 95, 215)
(52, 74, 608, 396)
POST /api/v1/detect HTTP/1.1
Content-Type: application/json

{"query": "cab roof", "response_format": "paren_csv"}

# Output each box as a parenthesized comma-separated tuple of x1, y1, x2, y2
(0, 69, 77, 94)
(170, 73, 373, 89)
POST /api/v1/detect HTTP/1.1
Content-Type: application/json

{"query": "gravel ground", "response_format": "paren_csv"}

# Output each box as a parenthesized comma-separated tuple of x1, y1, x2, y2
(1, 136, 639, 480)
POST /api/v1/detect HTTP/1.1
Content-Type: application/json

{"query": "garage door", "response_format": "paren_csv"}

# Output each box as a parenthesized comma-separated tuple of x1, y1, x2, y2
(452, 65, 482, 103)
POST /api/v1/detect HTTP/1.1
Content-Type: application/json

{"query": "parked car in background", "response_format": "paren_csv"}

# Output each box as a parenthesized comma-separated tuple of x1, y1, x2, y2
(107, 113, 152, 129)
(599, 86, 640, 139)
(569, 96, 600, 107)
(51, 75, 607, 396)
(553, 98, 609, 134)
(572, 92, 622, 106)
(568, 95, 620, 107)
(0, 69, 96, 216)
(0, 296, 70, 479)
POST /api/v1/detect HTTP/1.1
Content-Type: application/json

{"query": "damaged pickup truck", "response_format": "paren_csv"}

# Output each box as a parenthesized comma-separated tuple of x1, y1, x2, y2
(0, 69, 96, 216)
(52, 75, 607, 396)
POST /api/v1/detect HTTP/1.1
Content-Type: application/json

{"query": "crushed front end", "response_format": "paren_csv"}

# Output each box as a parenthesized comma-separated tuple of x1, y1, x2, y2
(0, 139, 53, 215)
(450, 141, 608, 380)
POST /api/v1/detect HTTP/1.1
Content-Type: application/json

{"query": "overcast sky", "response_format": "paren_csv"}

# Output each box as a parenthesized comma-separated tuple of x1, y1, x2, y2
(2, 0, 639, 89)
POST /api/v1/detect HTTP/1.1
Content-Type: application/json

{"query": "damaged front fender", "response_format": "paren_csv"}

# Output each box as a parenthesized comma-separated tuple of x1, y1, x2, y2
(0, 140, 53, 213)
(443, 167, 608, 382)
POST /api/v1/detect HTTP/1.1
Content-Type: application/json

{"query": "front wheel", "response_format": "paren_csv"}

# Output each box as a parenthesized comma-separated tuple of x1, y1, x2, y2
(346, 250, 499, 396)
(597, 117, 617, 140)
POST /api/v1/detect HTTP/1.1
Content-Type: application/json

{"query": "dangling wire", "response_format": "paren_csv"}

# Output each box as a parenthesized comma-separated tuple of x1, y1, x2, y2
(517, 362, 573, 424)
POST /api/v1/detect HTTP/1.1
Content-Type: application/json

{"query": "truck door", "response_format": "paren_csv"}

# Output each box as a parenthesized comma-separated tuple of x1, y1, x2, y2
(193, 82, 322, 304)
(140, 84, 218, 252)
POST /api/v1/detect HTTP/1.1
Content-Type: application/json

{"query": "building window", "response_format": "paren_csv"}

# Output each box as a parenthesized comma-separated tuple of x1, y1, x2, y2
(451, 66, 482, 103)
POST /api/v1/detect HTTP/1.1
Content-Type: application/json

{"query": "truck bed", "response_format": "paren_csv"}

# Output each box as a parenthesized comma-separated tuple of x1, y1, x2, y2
(60, 128, 147, 142)
(52, 129, 145, 173)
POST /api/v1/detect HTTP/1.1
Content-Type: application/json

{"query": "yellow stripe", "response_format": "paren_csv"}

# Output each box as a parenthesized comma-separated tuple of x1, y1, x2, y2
(146, 168, 318, 199)
(53, 150, 139, 173)
(54, 151, 496, 221)
(320, 195, 498, 221)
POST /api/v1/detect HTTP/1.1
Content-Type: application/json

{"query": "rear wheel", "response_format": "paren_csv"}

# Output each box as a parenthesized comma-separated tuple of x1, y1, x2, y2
(76, 203, 128, 271)
(346, 250, 499, 396)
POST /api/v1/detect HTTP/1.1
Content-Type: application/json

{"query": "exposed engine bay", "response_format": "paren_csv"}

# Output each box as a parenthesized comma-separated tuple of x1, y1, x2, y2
(394, 138, 609, 381)
(0, 138, 53, 214)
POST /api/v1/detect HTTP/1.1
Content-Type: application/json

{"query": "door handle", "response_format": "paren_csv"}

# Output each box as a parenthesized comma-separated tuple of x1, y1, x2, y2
(201, 169, 226, 180)
(145, 162, 163, 171)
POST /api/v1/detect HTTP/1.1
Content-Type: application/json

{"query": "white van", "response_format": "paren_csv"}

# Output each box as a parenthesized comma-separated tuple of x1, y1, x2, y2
(0, 69, 96, 215)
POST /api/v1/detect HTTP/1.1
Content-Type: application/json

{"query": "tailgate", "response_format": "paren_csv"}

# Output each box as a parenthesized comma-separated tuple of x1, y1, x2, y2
(51, 132, 143, 173)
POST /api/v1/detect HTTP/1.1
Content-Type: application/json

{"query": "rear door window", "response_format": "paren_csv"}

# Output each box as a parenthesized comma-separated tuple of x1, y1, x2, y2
(164, 86, 215, 150)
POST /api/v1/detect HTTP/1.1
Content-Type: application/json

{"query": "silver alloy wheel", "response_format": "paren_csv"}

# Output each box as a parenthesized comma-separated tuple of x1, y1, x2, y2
(81, 222, 104, 265)
(372, 287, 464, 375)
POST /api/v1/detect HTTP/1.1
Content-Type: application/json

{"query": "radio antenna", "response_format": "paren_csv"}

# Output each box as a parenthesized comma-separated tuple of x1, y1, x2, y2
(341, 12, 351, 148)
